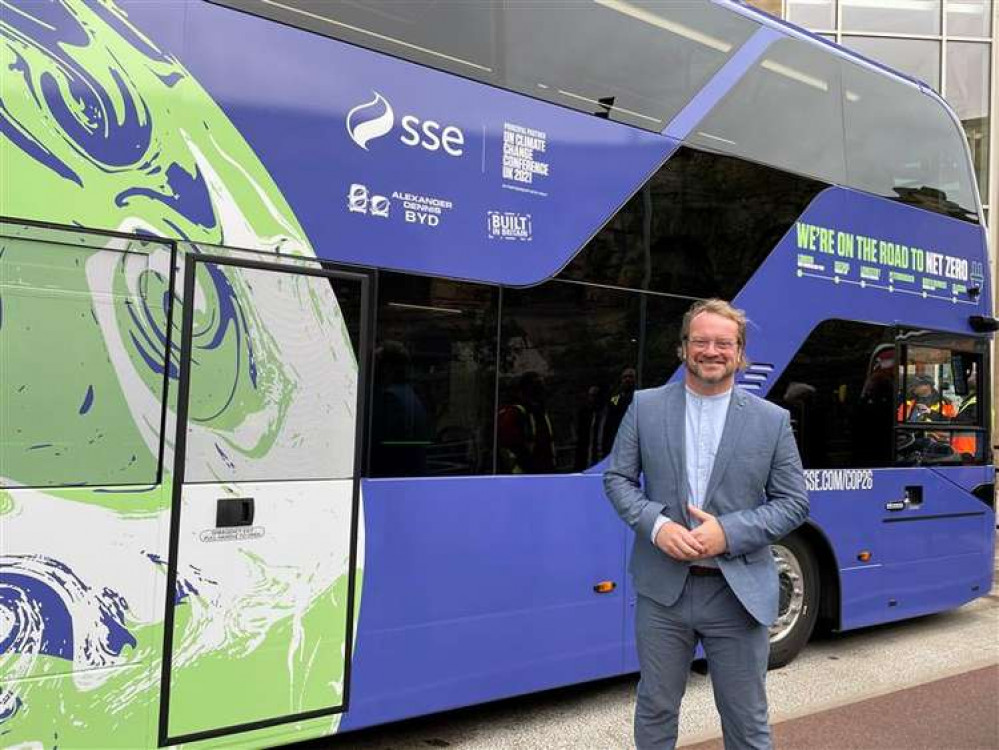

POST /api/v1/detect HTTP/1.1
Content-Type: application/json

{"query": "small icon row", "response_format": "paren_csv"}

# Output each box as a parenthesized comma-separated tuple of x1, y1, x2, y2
(348, 183, 390, 217)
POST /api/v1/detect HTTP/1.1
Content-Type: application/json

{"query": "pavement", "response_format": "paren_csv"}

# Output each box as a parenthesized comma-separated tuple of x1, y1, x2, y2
(683, 664, 999, 750)
(307, 551, 999, 750)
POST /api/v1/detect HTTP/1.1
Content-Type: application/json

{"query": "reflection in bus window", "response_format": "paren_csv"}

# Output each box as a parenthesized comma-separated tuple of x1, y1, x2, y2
(208, 0, 758, 131)
(504, 1, 758, 129)
(690, 37, 847, 185)
(560, 148, 827, 300)
(499, 282, 641, 473)
(371, 273, 497, 477)
(641, 294, 690, 389)
(767, 320, 895, 469)
(842, 59, 978, 222)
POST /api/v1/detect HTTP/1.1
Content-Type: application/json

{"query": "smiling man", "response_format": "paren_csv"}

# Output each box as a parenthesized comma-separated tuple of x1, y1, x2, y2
(604, 299, 808, 750)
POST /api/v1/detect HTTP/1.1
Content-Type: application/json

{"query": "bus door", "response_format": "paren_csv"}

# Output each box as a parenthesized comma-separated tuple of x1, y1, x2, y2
(160, 254, 368, 746)
(884, 331, 990, 620)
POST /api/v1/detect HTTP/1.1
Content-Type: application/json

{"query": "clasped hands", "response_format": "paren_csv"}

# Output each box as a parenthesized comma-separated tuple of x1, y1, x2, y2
(654, 505, 728, 561)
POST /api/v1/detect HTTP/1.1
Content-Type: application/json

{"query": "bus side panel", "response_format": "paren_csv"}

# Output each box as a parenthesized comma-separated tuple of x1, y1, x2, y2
(0, 487, 170, 749)
(729, 186, 989, 380)
(872, 467, 993, 625)
(809, 468, 995, 632)
(339, 474, 626, 731)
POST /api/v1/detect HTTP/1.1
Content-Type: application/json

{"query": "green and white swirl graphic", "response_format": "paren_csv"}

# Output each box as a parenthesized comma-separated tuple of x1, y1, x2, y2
(1, 2, 362, 747)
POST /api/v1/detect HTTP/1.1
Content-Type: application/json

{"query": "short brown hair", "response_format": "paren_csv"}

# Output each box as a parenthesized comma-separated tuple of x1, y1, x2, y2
(677, 299, 750, 370)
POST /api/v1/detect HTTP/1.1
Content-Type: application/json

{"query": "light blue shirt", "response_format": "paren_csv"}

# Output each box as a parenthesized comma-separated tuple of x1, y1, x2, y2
(651, 385, 733, 561)
(685, 385, 732, 511)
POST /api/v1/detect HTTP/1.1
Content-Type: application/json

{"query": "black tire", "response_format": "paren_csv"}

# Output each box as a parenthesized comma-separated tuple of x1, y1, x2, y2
(767, 533, 819, 670)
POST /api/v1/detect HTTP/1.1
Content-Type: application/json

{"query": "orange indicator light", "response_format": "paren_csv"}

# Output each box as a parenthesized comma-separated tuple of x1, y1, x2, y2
(593, 581, 617, 594)
(857, 551, 872, 562)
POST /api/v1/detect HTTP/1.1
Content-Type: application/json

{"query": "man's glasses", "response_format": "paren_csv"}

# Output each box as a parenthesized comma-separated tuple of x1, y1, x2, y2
(686, 337, 739, 352)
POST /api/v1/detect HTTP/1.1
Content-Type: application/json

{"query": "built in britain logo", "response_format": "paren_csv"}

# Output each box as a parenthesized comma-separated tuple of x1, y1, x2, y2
(487, 211, 532, 241)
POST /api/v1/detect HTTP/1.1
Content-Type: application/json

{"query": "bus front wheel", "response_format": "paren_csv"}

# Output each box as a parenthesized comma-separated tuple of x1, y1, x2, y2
(768, 533, 819, 669)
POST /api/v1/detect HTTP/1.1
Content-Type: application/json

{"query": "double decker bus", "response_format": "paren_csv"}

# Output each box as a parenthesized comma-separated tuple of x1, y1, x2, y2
(0, 1, 993, 748)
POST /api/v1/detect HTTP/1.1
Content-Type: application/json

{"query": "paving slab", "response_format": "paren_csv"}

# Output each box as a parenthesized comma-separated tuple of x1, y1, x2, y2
(683, 665, 999, 750)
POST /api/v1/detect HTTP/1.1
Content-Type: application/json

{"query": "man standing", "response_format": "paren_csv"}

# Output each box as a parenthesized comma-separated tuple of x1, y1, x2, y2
(604, 299, 808, 750)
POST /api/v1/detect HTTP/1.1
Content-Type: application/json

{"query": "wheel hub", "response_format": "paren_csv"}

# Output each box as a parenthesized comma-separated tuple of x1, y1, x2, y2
(769, 544, 805, 645)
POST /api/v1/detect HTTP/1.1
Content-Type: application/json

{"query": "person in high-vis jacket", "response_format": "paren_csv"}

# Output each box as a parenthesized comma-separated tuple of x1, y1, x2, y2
(498, 371, 556, 474)
(951, 383, 979, 458)
(900, 374, 955, 422)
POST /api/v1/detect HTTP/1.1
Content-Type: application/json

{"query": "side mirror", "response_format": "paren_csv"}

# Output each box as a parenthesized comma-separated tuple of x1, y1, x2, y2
(968, 315, 999, 332)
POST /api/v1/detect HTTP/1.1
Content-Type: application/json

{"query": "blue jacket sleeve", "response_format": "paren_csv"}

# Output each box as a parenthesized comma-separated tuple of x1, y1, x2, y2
(603, 397, 666, 543)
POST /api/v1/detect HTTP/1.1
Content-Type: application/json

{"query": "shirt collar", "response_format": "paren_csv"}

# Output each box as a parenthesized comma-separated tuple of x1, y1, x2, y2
(684, 384, 734, 403)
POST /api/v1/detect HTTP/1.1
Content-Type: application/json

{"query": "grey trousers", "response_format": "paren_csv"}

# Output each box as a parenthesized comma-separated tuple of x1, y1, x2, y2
(634, 576, 771, 750)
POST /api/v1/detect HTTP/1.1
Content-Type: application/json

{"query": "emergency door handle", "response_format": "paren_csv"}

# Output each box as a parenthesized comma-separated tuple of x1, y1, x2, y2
(886, 485, 922, 512)
(216, 497, 255, 527)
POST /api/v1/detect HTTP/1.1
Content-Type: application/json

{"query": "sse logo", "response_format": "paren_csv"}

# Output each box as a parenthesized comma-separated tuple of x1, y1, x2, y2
(346, 91, 465, 157)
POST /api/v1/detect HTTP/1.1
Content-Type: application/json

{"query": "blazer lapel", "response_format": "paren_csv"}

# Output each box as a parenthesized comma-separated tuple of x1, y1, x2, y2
(703, 387, 749, 512)
(663, 384, 690, 526)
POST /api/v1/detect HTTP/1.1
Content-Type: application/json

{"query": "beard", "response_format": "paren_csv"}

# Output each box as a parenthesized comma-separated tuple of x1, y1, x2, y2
(686, 354, 736, 385)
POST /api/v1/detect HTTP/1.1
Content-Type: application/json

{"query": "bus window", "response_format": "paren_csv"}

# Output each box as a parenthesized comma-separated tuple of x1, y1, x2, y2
(181, 262, 363, 485)
(559, 148, 827, 300)
(640, 293, 691, 389)
(895, 336, 987, 465)
(208, 1, 758, 132)
(0, 224, 168, 488)
(895, 428, 987, 465)
(766, 319, 895, 469)
(558, 187, 648, 291)
(897, 346, 958, 423)
(690, 37, 847, 186)
(208, 0, 498, 85)
(498, 281, 641, 474)
(370, 273, 498, 478)
(503, 1, 758, 130)
(842, 59, 979, 222)
(646, 150, 828, 299)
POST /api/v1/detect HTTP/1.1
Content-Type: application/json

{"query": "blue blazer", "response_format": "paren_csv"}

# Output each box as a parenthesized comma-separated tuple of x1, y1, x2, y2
(603, 382, 809, 626)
